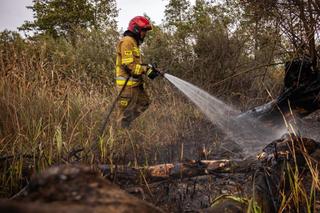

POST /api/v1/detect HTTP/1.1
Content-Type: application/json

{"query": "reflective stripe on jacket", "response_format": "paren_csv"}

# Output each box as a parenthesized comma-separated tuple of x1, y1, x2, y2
(115, 76, 141, 86)
(115, 36, 147, 87)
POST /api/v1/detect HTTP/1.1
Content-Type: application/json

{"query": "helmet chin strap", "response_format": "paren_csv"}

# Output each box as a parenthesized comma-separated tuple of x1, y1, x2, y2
(138, 36, 144, 44)
(134, 30, 144, 45)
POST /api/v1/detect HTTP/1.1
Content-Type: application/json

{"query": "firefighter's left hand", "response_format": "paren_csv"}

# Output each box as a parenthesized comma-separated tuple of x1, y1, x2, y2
(146, 63, 162, 79)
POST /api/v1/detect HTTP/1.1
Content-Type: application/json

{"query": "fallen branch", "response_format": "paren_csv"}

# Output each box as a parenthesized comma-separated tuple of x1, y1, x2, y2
(99, 159, 254, 184)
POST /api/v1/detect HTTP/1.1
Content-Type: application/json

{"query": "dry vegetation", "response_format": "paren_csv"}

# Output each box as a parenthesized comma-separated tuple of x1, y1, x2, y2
(0, 27, 283, 197)
(1, 0, 320, 212)
(0, 30, 223, 196)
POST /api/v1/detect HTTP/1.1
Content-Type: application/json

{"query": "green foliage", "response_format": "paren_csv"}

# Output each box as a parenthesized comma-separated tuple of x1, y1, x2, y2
(239, 0, 320, 66)
(145, 0, 279, 101)
(0, 30, 23, 43)
(142, 26, 173, 68)
(19, 0, 118, 40)
(69, 28, 119, 88)
(164, 0, 191, 29)
(90, 0, 118, 30)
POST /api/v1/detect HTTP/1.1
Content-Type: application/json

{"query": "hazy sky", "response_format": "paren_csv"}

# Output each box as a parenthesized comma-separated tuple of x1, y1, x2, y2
(0, 0, 195, 32)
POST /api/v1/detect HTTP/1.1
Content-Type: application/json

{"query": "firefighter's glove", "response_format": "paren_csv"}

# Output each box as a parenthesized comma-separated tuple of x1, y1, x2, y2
(146, 64, 160, 80)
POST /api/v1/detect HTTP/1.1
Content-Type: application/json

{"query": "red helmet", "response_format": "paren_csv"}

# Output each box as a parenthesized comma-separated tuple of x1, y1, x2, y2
(128, 16, 152, 35)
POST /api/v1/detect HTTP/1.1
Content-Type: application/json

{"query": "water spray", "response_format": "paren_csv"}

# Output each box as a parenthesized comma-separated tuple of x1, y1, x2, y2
(163, 73, 287, 154)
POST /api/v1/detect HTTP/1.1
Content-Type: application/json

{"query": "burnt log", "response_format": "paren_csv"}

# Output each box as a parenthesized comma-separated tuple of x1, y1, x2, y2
(0, 165, 163, 213)
(204, 134, 320, 213)
(99, 159, 255, 185)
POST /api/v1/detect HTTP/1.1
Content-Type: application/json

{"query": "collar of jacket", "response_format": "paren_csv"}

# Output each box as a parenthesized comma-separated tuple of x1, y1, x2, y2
(123, 30, 143, 46)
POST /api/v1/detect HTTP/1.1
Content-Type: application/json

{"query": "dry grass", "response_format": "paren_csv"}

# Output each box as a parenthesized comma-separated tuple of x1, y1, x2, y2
(278, 129, 320, 212)
(0, 35, 217, 196)
(265, 116, 320, 212)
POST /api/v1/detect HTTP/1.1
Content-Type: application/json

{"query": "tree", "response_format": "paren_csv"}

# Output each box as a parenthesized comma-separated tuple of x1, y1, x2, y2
(239, 0, 320, 68)
(163, 0, 194, 78)
(19, 0, 118, 39)
(190, 0, 248, 91)
(164, 0, 191, 29)
(90, 0, 118, 30)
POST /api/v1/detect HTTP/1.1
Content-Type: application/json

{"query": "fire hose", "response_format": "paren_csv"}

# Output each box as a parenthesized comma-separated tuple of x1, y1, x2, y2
(91, 76, 130, 159)
(92, 64, 165, 160)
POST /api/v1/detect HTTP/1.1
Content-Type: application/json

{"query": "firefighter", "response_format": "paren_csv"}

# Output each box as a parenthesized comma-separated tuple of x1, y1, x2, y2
(115, 16, 161, 128)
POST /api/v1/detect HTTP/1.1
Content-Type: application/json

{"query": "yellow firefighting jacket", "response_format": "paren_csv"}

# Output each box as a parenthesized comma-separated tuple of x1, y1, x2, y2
(115, 35, 148, 87)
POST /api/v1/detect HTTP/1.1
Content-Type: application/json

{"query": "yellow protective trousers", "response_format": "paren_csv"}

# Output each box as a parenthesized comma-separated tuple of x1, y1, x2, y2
(116, 84, 150, 128)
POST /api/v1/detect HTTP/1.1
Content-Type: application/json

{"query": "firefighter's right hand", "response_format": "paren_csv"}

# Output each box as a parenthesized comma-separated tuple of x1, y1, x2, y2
(146, 64, 161, 79)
